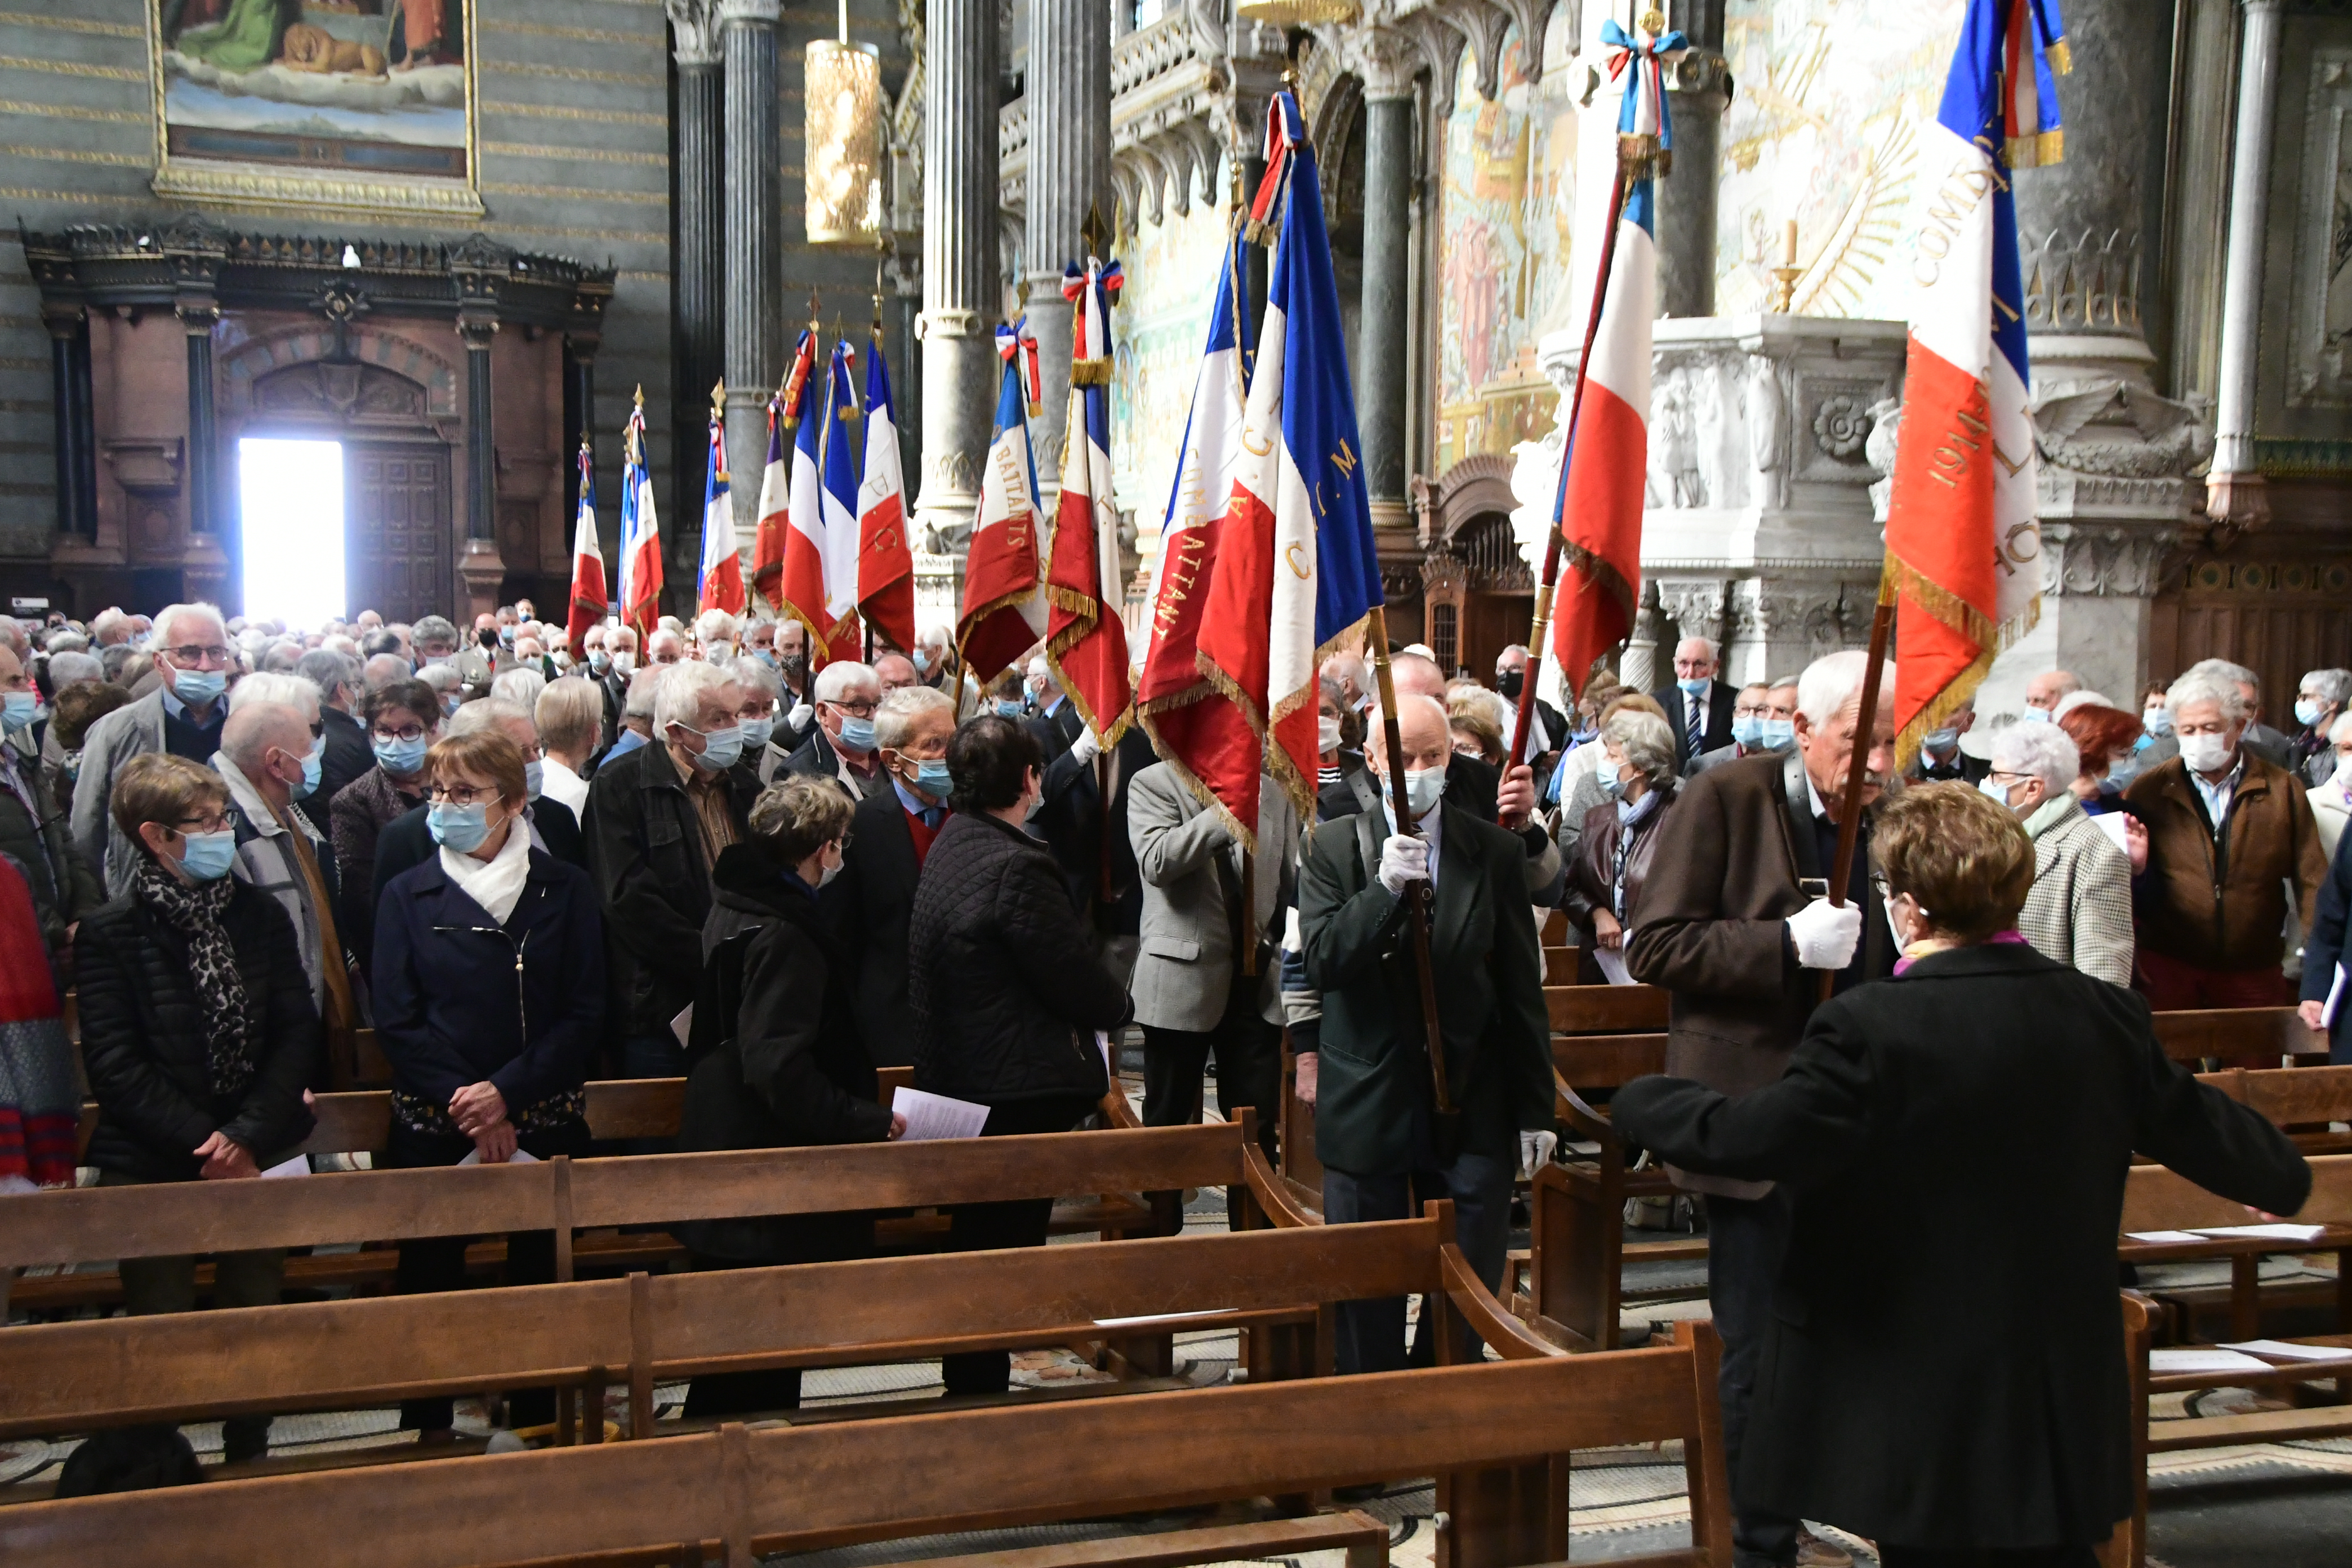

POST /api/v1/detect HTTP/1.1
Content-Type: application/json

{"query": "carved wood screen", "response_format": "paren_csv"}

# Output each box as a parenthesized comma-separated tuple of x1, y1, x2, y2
(346, 443, 453, 626)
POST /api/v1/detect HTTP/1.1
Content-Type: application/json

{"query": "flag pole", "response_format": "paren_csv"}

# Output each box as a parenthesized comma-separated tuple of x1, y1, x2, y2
(1366, 605, 1460, 1157)
(1820, 577, 1895, 1002)
(1509, 157, 1633, 762)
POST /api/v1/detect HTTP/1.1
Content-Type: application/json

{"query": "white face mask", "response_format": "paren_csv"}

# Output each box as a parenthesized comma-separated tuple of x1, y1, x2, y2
(1318, 715, 1343, 754)
(1387, 763, 1447, 818)
(2178, 730, 2235, 776)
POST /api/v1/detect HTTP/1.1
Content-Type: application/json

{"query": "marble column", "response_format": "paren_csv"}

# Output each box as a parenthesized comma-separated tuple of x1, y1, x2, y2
(457, 305, 507, 617)
(722, 0, 783, 545)
(1022, 0, 1113, 489)
(177, 296, 230, 605)
(912, 0, 1003, 609)
(1653, 4, 1731, 319)
(1979, 0, 2211, 712)
(1357, 66, 1415, 528)
(2207, 0, 2284, 532)
(44, 305, 94, 538)
(669, 1, 725, 546)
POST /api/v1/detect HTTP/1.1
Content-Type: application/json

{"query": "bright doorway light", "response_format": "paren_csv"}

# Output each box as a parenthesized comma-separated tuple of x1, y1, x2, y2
(239, 438, 345, 630)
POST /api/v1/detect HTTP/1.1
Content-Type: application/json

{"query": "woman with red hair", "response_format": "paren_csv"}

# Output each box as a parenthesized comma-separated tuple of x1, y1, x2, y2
(2059, 703, 2151, 874)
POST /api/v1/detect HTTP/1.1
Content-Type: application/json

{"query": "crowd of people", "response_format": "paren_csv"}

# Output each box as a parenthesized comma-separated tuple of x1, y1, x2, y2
(1, 596, 2346, 1564)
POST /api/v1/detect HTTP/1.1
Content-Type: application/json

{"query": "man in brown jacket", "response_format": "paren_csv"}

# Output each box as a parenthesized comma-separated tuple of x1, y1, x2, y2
(1625, 648, 1899, 1568)
(2127, 669, 2327, 1024)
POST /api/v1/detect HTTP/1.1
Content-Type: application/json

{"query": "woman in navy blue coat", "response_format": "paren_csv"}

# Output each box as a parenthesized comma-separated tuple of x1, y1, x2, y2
(373, 727, 605, 1441)
(2301, 827, 2352, 1062)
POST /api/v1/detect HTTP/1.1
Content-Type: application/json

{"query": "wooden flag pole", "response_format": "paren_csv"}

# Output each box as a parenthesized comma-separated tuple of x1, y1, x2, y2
(1367, 605, 1460, 1158)
(1819, 579, 1896, 1003)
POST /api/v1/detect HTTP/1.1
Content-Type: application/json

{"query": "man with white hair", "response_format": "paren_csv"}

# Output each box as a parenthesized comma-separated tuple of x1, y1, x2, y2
(583, 657, 762, 1080)
(215, 693, 350, 1044)
(1984, 721, 2134, 986)
(913, 623, 956, 693)
(691, 607, 741, 664)
(2184, 657, 2292, 769)
(88, 607, 131, 648)
(788, 660, 889, 800)
(596, 623, 639, 748)
(297, 647, 372, 822)
(605, 664, 664, 766)
(73, 602, 238, 896)
(1651, 635, 1736, 772)
(645, 625, 688, 667)
(1625, 647, 1899, 1568)
(2124, 669, 2326, 1022)
(2021, 669, 2080, 721)
(2292, 667, 2351, 787)
(1023, 655, 1081, 761)
(727, 656, 791, 782)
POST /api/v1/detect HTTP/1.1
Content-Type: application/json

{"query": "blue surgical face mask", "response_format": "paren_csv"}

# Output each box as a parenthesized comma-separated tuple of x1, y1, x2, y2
(1678, 676, 1708, 696)
(428, 800, 492, 853)
(914, 757, 952, 796)
(375, 733, 429, 775)
(524, 759, 545, 801)
(912, 649, 931, 673)
(1594, 758, 1626, 800)
(687, 723, 743, 772)
(589, 651, 611, 672)
(836, 714, 876, 753)
(1978, 773, 2017, 809)
(171, 666, 227, 707)
(2295, 697, 2326, 728)
(2020, 705, 2050, 724)
(1921, 725, 1960, 755)
(178, 827, 238, 882)
(287, 736, 324, 801)
(1730, 715, 1763, 748)
(994, 700, 1025, 720)
(499, 626, 516, 647)
(1385, 765, 1447, 819)
(2144, 707, 2173, 737)
(2131, 731, 2153, 753)
(754, 649, 779, 671)
(442, 695, 461, 718)
(1761, 718, 1796, 750)
(740, 716, 775, 751)
(1, 690, 37, 733)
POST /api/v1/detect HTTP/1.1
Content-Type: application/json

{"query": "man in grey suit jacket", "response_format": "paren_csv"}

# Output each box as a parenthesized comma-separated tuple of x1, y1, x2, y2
(1128, 760, 1297, 1173)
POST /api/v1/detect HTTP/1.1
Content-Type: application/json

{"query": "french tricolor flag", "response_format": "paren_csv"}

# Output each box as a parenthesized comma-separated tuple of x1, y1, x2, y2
(818, 341, 866, 655)
(856, 331, 916, 655)
(957, 319, 1048, 684)
(1883, 0, 2065, 760)
(617, 394, 663, 639)
(696, 396, 745, 615)
(776, 329, 838, 666)
(564, 438, 607, 655)
(1043, 254, 1132, 745)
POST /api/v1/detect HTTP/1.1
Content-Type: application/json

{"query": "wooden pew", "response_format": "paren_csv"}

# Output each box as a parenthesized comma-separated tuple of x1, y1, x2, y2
(901, 1511, 1388, 1568)
(0, 1321, 1735, 1568)
(2150, 1006, 2327, 1064)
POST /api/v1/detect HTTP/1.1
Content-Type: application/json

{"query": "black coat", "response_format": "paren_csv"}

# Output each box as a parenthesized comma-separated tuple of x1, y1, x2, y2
(681, 853, 891, 1262)
(314, 706, 375, 822)
(1316, 751, 1381, 823)
(1030, 724, 1157, 933)
(582, 740, 763, 1037)
(818, 785, 931, 1067)
(73, 883, 321, 1181)
(1655, 679, 1737, 771)
(1325, 751, 1500, 824)
(2302, 828, 2352, 1063)
(1612, 943, 2311, 1550)
(372, 841, 604, 1121)
(372, 797, 587, 914)
(906, 810, 1124, 1110)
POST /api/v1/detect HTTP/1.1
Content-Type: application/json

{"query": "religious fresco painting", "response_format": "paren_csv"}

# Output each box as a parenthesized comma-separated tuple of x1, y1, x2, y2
(150, 0, 480, 215)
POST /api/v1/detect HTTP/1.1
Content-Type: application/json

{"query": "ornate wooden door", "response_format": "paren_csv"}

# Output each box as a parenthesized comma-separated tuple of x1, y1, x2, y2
(345, 442, 452, 625)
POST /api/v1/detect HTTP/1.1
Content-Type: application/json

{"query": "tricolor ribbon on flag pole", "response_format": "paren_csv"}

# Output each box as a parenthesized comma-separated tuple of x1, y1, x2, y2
(997, 317, 1043, 416)
(1882, 0, 2066, 767)
(565, 436, 607, 654)
(696, 385, 746, 615)
(1043, 253, 1133, 747)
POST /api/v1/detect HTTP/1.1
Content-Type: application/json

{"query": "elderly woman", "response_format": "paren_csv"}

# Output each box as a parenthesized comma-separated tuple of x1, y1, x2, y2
(1554, 692, 1669, 862)
(1981, 723, 2135, 987)
(2307, 712, 2352, 862)
(331, 676, 441, 970)
(1561, 707, 1679, 975)
(728, 654, 790, 782)
(373, 728, 604, 1442)
(2295, 668, 2352, 787)
(678, 774, 901, 1416)
(1612, 781, 2309, 1567)
(73, 752, 319, 1463)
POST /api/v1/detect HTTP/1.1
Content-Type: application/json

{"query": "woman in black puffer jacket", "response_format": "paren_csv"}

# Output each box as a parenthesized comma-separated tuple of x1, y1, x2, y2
(906, 714, 1129, 1396)
(73, 752, 319, 1464)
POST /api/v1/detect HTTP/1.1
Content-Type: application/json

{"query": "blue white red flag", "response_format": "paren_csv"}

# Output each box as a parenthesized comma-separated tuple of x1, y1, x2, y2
(1044, 255, 1132, 745)
(856, 330, 916, 654)
(696, 394, 744, 615)
(817, 340, 866, 654)
(1882, 0, 2064, 761)
(1190, 90, 1386, 838)
(617, 391, 663, 639)
(959, 322, 1047, 684)
(1135, 219, 1252, 777)
(776, 329, 839, 666)
(565, 438, 607, 654)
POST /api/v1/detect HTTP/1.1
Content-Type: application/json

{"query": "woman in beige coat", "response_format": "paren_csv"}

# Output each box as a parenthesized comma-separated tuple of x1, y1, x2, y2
(1984, 723, 2134, 986)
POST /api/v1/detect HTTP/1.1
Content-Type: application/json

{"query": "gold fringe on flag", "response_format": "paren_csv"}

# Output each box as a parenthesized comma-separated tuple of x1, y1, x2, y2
(2005, 127, 2064, 168)
(1618, 132, 1671, 181)
(2046, 38, 2072, 75)
(1069, 359, 1115, 387)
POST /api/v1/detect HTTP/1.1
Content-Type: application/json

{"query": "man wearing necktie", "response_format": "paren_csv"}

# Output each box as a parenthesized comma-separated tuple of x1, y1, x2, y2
(1656, 635, 1737, 773)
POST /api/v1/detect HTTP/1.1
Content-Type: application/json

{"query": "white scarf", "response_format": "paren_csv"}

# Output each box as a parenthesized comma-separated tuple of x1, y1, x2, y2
(440, 812, 532, 926)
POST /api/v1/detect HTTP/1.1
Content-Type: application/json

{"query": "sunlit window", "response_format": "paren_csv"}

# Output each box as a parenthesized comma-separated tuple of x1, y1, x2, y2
(238, 438, 346, 631)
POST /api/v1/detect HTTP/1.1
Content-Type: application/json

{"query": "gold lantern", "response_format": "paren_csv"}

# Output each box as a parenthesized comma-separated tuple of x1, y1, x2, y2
(805, 35, 883, 246)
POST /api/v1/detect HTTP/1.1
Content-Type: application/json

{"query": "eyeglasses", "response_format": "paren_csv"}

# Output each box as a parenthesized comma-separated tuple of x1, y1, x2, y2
(163, 644, 231, 668)
(372, 724, 428, 743)
(825, 697, 878, 718)
(425, 783, 499, 807)
(172, 812, 231, 835)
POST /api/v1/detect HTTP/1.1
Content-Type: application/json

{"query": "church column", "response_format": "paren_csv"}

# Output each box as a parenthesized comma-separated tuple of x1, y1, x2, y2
(44, 304, 95, 539)
(1022, 0, 1113, 489)
(669, 1, 726, 543)
(1652, 3, 1731, 319)
(456, 293, 507, 619)
(721, 0, 783, 547)
(2207, 0, 2285, 532)
(911, 0, 1002, 613)
(1986, 0, 2211, 710)
(176, 293, 230, 607)
(1354, 37, 1417, 531)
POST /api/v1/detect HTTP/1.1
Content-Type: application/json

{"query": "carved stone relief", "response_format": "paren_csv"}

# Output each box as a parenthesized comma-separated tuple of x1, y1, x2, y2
(2289, 48, 2352, 407)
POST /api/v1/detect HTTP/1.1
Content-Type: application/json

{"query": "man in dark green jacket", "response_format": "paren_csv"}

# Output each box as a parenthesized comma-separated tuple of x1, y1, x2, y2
(1298, 693, 1553, 1373)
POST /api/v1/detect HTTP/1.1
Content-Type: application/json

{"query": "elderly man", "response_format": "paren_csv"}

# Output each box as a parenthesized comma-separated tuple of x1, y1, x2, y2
(1299, 691, 1552, 1371)
(297, 648, 372, 823)
(1903, 694, 1986, 784)
(584, 658, 762, 1080)
(1984, 723, 2133, 986)
(361, 651, 411, 692)
(1320, 649, 1373, 717)
(411, 615, 461, 670)
(371, 696, 587, 897)
(0, 638, 99, 954)
(1691, 681, 1772, 775)
(1493, 643, 1566, 763)
(874, 650, 920, 696)
(913, 624, 956, 692)
(720, 655, 787, 782)
(691, 608, 741, 663)
(2182, 658, 2291, 769)
(73, 602, 238, 897)
(2126, 668, 2326, 1020)
(1129, 755, 1297, 1170)
(2022, 669, 2080, 721)
(789, 660, 889, 799)
(772, 620, 816, 745)
(1024, 657, 1082, 761)
(822, 686, 959, 1067)
(215, 683, 354, 1076)
(596, 624, 639, 747)
(454, 612, 515, 701)
(1382, 652, 1561, 899)
(1654, 636, 1736, 772)
(604, 665, 663, 767)
(645, 625, 688, 669)
(88, 607, 131, 648)
(2293, 668, 2351, 787)
(1626, 648, 1900, 1568)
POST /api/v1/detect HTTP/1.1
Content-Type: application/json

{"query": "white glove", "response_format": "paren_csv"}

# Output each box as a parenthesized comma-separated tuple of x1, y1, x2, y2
(1787, 896, 1864, 971)
(1377, 833, 1429, 897)
(785, 701, 812, 730)
(1518, 1129, 1558, 1181)
(1071, 728, 1103, 765)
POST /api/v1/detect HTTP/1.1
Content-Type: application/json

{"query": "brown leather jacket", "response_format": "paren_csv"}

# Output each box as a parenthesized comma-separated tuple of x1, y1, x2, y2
(1562, 783, 1677, 938)
(2124, 751, 2327, 972)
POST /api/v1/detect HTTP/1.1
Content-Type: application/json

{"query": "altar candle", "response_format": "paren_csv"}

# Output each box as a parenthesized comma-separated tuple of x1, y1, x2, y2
(1783, 219, 1799, 267)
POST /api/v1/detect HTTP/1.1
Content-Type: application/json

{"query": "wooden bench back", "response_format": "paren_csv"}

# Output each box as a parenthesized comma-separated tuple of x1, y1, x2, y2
(2197, 1063, 2352, 1126)
(2152, 1007, 2326, 1063)
(0, 1323, 1732, 1568)
(2119, 1152, 2352, 1234)
(0, 1122, 1248, 1271)
(1545, 985, 1668, 1035)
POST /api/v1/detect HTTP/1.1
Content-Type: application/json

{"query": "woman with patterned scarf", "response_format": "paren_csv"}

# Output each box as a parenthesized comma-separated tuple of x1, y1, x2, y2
(72, 752, 320, 1464)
